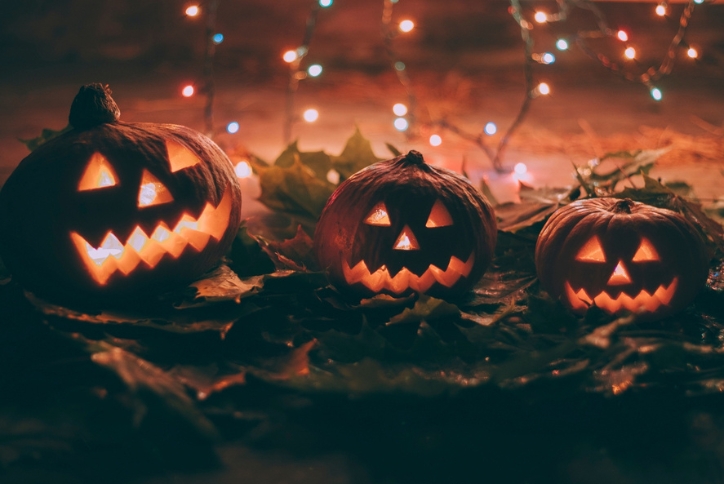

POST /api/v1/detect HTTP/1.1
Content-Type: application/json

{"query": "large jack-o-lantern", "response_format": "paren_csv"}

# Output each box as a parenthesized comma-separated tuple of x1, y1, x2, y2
(535, 198, 709, 320)
(0, 84, 242, 304)
(314, 150, 497, 299)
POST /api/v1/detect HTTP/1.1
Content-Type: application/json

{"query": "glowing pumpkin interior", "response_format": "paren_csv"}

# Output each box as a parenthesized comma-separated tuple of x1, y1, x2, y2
(566, 236, 676, 314)
(343, 199, 474, 294)
(69, 140, 231, 285)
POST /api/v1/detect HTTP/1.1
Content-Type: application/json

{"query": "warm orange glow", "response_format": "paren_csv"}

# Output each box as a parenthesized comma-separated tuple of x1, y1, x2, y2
(576, 236, 606, 262)
(426, 200, 453, 228)
(71, 185, 234, 285)
(632, 238, 660, 262)
(138, 170, 174, 208)
(565, 278, 678, 314)
(364, 202, 391, 226)
(393, 225, 420, 251)
(607, 261, 632, 286)
(343, 253, 475, 294)
(78, 153, 118, 191)
(166, 140, 201, 172)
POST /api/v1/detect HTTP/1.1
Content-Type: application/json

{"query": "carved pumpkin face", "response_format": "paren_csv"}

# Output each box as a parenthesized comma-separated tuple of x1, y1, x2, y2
(0, 84, 242, 305)
(314, 150, 497, 299)
(535, 198, 709, 320)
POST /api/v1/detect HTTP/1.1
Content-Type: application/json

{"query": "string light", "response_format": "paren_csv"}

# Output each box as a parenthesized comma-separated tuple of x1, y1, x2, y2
(617, 30, 629, 42)
(655, 4, 667, 17)
(536, 82, 551, 96)
(392, 103, 408, 116)
(429, 134, 442, 146)
(307, 64, 323, 77)
(624, 47, 636, 60)
(394, 118, 409, 131)
(326, 169, 340, 184)
(541, 52, 555, 64)
(534, 11, 548, 23)
(650, 87, 663, 101)
(319, 0, 333, 7)
(181, 85, 195, 97)
(694, 0, 704, 3)
(234, 161, 252, 178)
(212, 33, 224, 44)
(399, 20, 414, 33)
(303, 108, 319, 122)
(484, 122, 497, 135)
(226, 122, 239, 134)
(185, 5, 200, 17)
(556, 39, 569, 51)
(687, 47, 698, 59)
(283, 50, 298, 63)
(394, 61, 406, 71)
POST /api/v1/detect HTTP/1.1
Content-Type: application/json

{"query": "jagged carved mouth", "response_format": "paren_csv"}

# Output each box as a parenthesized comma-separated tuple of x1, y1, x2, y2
(70, 188, 233, 285)
(342, 253, 475, 294)
(564, 277, 678, 314)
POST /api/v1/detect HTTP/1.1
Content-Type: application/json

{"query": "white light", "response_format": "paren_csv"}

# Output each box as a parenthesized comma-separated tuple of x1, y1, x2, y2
(694, 0, 704, 3)
(429, 134, 442, 146)
(395, 61, 406, 71)
(624, 47, 636, 59)
(392, 103, 408, 116)
(185, 5, 200, 17)
(514, 163, 528, 176)
(326, 169, 340, 184)
(556, 39, 569, 51)
(303, 108, 319, 122)
(617, 30, 629, 42)
(542, 52, 555, 64)
(307, 64, 323, 77)
(687, 47, 698, 59)
(283, 50, 298, 63)
(650, 88, 663, 101)
(181, 85, 195, 97)
(234, 161, 252, 178)
(226, 122, 239, 134)
(484, 122, 497, 135)
(399, 20, 414, 33)
(534, 11, 548, 23)
(537, 82, 551, 95)
(319, 0, 333, 7)
(394, 118, 409, 131)
(655, 4, 666, 16)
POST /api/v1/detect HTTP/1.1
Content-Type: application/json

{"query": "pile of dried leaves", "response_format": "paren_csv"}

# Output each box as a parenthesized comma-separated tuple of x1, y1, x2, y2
(2, 131, 724, 483)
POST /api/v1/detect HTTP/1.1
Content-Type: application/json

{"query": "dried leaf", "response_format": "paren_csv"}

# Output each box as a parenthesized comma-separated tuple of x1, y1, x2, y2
(330, 127, 382, 180)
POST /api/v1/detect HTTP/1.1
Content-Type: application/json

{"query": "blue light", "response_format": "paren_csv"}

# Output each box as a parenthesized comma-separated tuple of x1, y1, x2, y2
(542, 52, 555, 64)
(694, 0, 704, 4)
(227, 121, 240, 134)
(212, 33, 224, 44)
(650, 88, 662, 101)
(319, 0, 333, 6)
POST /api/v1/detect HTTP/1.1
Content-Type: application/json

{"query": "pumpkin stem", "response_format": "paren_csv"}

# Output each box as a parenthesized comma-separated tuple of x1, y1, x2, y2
(68, 83, 121, 129)
(404, 150, 426, 165)
(611, 198, 635, 214)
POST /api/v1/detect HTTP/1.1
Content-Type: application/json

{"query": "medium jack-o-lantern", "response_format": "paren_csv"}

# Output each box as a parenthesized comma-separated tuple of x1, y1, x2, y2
(0, 84, 242, 304)
(535, 198, 709, 320)
(314, 150, 497, 299)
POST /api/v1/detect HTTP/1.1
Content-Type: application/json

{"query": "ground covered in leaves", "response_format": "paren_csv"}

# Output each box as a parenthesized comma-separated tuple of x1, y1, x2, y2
(2, 132, 724, 483)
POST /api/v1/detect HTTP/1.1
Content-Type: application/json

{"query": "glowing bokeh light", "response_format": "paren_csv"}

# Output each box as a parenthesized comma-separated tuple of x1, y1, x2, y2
(650, 88, 663, 101)
(687, 47, 698, 59)
(399, 20, 415, 33)
(392, 103, 408, 116)
(617, 30, 629, 42)
(556, 39, 569, 51)
(514, 163, 528, 176)
(534, 11, 548, 23)
(624, 47, 636, 59)
(226, 122, 239, 134)
(394, 118, 409, 131)
(307, 64, 323, 77)
(181, 85, 195, 97)
(429, 134, 442, 146)
(484, 122, 497, 135)
(327, 169, 340, 184)
(542, 52, 555, 64)
(212, 33, 224, 44)
(537, 82, 551, 95)
(185, 5, 200, 17)
(319, 0, 333, 7)
(655, 4, 666, 16)
(283, 50, 298, 63)
(234, 161, 252, 178)
(303, 108, 319, 122)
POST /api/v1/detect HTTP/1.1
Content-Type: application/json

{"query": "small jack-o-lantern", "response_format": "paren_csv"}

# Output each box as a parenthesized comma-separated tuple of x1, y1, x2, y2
(535, 198, 709, 320)
(0, 84, 242, 304)
(314, 150, 497, 299)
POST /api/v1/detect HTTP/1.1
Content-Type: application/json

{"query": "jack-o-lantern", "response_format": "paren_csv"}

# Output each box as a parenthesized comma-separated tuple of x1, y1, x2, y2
(535, 197, 709, 320)
(314, 150, 497, 299)
(0, 84, 242, 304)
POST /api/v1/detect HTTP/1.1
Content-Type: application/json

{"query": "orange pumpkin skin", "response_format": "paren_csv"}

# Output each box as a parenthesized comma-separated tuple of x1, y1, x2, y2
(535, 198, 709, 320)
(314, 150, 497, 300)
(0, 84, 242, 305)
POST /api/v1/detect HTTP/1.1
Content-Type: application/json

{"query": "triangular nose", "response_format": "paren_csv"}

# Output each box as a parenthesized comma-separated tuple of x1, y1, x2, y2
(393, 225, 420, 250)
(607, 260, 631, 285)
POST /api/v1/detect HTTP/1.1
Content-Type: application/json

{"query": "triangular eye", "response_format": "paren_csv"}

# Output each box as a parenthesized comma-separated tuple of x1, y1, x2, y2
(426, 199, 453, 228)
(166, 140, 200, 172)
(393, 225, 420, 250)
(364, 202, 391, 226)
(138, 170, 174, 208)
(78, 153, 118, 191)
(576, 236, 606, 262)
(632, 237, 660, 262)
